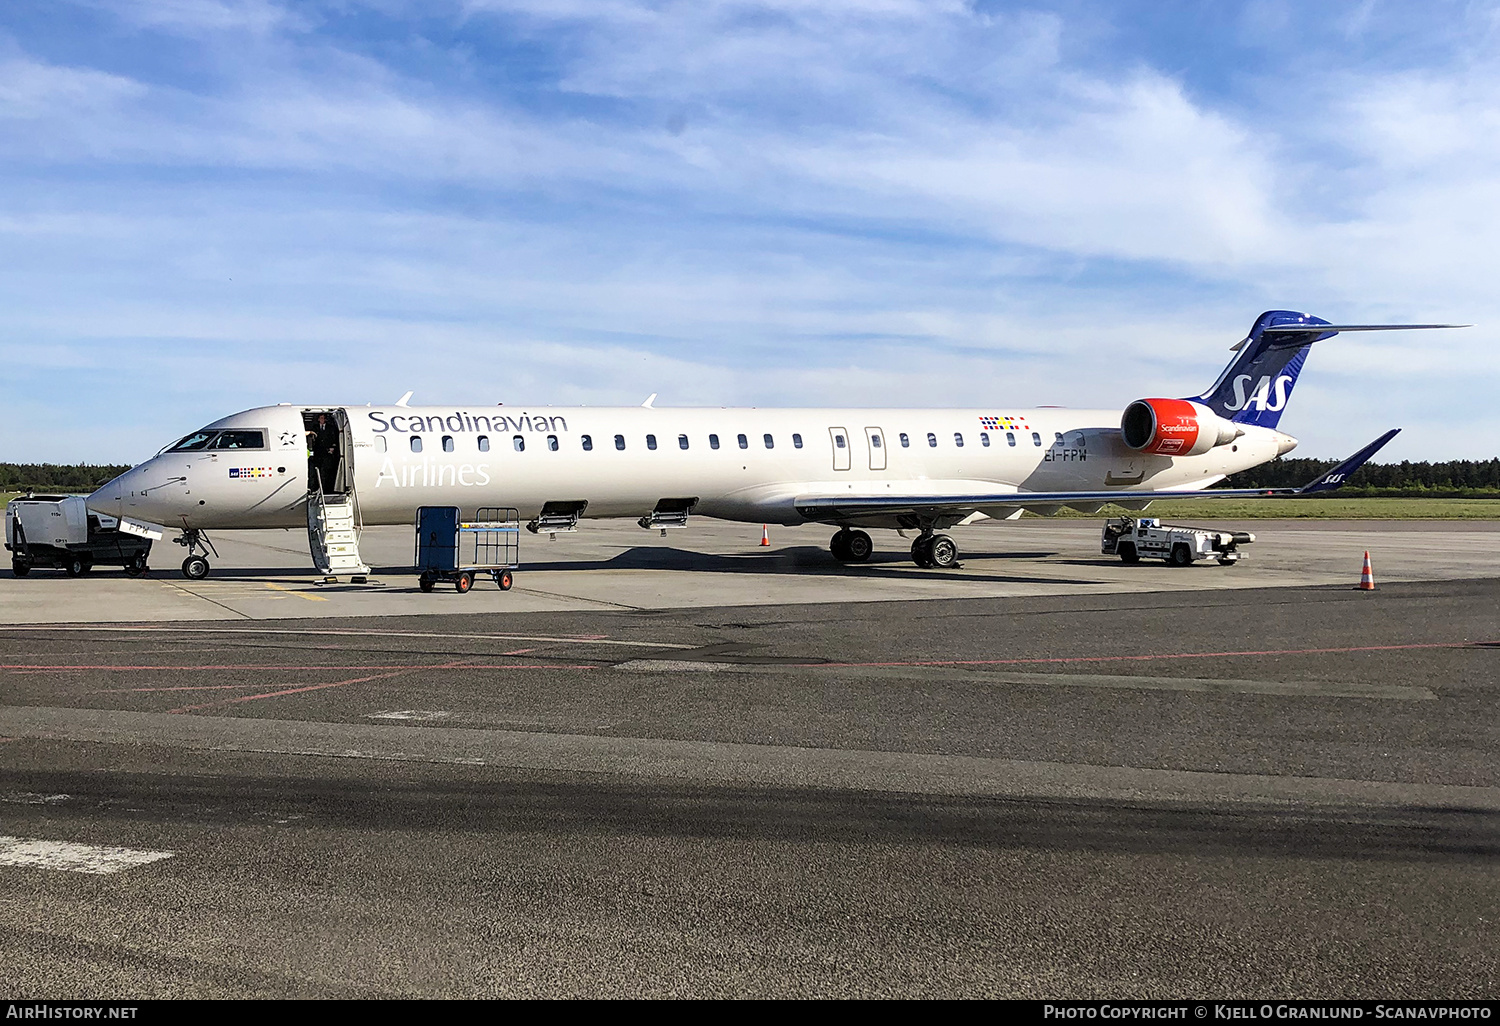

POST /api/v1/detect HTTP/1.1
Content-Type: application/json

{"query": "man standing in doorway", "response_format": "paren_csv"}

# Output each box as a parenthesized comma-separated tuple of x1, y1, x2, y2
(307, 413, 341, 493)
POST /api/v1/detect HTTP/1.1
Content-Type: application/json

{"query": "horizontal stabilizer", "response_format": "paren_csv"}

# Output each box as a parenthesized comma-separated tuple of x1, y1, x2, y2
(1261, 324, 1468, 333)
(1295, 428, 1400, 494)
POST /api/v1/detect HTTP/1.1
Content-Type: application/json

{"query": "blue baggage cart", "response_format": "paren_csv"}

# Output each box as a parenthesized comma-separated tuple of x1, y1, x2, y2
(415, 506, 520, 594)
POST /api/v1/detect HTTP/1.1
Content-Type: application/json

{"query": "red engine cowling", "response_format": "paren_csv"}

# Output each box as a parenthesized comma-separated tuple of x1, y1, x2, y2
(1121, 398, 1238, 457)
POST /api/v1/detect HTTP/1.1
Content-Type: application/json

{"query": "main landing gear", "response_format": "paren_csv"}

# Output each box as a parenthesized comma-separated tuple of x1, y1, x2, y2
(910, 532, 960, 569)
(830, 529, 873, 563)
(829, 527, 962, 569)
(173, 528, 219, 580)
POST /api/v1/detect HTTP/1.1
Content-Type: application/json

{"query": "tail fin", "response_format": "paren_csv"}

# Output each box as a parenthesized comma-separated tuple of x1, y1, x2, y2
(1192, 311, 1331, 430)
(1191, 312, 1467, 430)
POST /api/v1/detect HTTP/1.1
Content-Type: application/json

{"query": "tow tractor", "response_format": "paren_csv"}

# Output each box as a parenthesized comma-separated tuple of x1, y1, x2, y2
(1101, 516, 1254, 567)
(6, 494, 155, 577)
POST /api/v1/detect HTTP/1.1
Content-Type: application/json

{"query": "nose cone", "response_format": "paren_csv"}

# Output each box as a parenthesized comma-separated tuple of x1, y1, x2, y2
(87, 468, 134, 518)
(1273, 431, 1299, 456)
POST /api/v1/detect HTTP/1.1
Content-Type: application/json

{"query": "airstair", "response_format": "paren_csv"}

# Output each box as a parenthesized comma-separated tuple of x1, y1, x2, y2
(306, 488, 370, 579)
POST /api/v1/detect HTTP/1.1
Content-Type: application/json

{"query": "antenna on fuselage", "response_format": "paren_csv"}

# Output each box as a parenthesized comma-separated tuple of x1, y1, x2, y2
(642, 393, 657, 408)
(395, 391, 413, 407)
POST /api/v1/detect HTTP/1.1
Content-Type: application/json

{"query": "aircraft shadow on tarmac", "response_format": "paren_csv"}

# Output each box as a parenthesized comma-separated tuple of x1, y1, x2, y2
(482, 545, 1085, 585)
(136, 546, 1086, 586)
(14, 770, 1498, 863)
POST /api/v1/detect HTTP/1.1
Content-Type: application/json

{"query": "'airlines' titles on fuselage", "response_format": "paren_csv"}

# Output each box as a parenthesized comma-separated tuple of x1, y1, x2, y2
(368, 411, 568, 434)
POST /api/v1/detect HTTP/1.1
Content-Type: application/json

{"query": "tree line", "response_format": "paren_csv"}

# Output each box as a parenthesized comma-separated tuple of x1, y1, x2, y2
(1, 464, 132, 493)
(1218, 457, 1500, 496)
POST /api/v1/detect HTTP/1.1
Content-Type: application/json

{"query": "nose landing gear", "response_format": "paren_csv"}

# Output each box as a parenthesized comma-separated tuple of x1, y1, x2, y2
(173, 528, 219, 580)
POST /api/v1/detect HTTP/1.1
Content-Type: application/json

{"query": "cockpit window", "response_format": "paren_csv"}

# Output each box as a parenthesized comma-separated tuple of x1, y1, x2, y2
(214, 430, 265, 450)
(167, 431, 218, 452)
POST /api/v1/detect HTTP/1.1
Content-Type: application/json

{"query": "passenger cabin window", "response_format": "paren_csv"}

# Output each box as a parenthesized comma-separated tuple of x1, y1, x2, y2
(763, 433, 774, 449)
(1006, 432, 1016, 446)
(1032, 432, 1042, 446)
(793, 433, 803, 448)
(738, 434, 748, 449)
(410, 436, 423, 453)
(709, 434, 720, 450)
(646, 434, 658, 450)
(870, 434, 881, 448)
(678, 434, 689, 450)
(513, 435, 525, 451)
(215, 430, 265, 449)
(980, 432, 990, 447)
(615, 434, 626, 450)
(581, 434, 592, 451)
(169, 431, 217, 451)
(899, 433, 910, 448)
(547, 435, 559, 451)
(375, 435, 387, 453)
(442, 435, 454, 452)
(1055, 432, 1064, 443)
(927, 432, 937, 447)
(478, 435, 490, 452)
(834, 435, 846, 449)
(954, 432, 964, 447)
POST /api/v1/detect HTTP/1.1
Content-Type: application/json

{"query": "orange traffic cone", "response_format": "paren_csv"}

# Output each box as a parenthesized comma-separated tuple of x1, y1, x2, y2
(1356, 550, 1376, 591)
(760, 524, 770, 547)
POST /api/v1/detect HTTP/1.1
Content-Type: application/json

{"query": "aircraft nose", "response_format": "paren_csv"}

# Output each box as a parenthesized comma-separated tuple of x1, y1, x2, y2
(87, 467, 134, 517)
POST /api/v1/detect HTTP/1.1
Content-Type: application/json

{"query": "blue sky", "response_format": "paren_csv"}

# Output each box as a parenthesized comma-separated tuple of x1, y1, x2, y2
(2, 0, 1497, 462)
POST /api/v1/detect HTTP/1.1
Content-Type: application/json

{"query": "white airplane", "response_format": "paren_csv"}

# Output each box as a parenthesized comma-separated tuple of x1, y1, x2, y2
(84, 311, 1458, 579)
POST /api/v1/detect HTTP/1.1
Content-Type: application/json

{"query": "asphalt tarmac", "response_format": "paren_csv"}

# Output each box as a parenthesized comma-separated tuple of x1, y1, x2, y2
(0, 572, 1496, 998)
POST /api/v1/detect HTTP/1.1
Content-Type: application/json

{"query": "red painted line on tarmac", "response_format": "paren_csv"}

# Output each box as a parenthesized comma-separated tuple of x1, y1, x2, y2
(806, 640, 1494, 670)
(166, 670, 416, 714)
(501, 649, 535, 655)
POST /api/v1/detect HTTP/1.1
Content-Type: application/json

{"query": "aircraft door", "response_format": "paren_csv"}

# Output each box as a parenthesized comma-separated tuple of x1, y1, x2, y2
(829, 427, 851, 471)
(303, 408, 353, 495)
(865, 427, 886, 471)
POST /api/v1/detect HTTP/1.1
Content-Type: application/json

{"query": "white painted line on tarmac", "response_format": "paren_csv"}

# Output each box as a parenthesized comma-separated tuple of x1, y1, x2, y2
(0, 836, 175, 875)
(367, 710, 453, 721)
(1, 792, 70, 805)
(0, 625, 694, 649)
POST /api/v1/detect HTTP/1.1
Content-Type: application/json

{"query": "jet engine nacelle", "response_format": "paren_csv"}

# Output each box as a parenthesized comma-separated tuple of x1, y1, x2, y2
(1120, 398, 1241, 457)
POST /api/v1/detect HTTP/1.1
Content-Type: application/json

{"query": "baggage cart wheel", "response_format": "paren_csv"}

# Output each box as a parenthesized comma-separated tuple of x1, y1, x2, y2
(65, 556, 87, 577)
(1118, 542, 1139, 564)
(11, 559, 30, 578)
(455, 571, 473, 594)
(182, 555, 211, 580)
(1218, 558, 1237, 566)
(499, 569, 514, 591)
(1169, 544, 1192, 567)
(419, 576, 435, 593)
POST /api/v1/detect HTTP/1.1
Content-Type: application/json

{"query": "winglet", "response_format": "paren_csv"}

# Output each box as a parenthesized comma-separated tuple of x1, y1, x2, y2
(395, 391, 414, 407)
(642, 393, 657, 408)
(1296, 429, 1401, 494)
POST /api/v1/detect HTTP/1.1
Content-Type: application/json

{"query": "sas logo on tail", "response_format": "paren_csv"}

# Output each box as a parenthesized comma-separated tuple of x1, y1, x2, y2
(1224, 374, 1294, 413)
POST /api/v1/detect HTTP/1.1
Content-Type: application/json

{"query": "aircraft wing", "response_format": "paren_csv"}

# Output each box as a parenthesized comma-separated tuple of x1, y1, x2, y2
(794, 429, 1399, 522)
